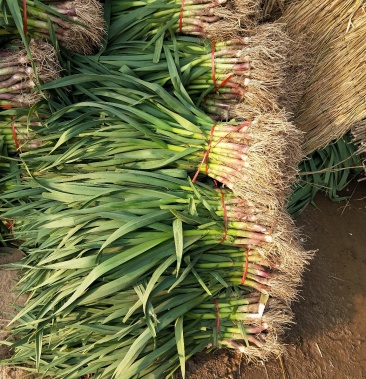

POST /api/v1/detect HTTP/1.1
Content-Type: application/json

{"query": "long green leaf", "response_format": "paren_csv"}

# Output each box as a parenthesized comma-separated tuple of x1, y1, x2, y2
(175, 316, 186, 379)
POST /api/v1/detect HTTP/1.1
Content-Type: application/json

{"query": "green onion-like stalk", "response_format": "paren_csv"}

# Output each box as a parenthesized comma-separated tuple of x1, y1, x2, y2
(70, 24, 290, 116)
(0, 29, 310, 377)
(24, 72, 302, 207)
(0, 39, 59, 108)
(109, 0, 260, 43)
(1, 165, 306, 377)
(0, 0, 105, 54)
(0, 119, 41, 153)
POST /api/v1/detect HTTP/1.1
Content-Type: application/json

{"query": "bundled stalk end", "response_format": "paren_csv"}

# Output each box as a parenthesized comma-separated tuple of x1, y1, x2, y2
(203, 0, 261, 40)
(28, 39, 61, 83)
(217, 112, 303, 207)
(0, 39, 59, 108)
(0, 0, 106, 55)
(202, 23, 291, 119)
(217, 298, 293, 361)
(52, 0, 106, 54)
(177, 0, 261, 40)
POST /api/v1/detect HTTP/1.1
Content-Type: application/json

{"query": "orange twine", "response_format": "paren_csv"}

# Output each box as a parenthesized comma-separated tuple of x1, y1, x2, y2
(216, 74, 234, 90)
(191, 121, 251, 243)
(240, 248, 250, 285)
(215, 298, 221, 334)
(211, 42, 234, 91)
(218, 187, 228, 243)
(0, 218, 14, 232)
(179, 0, 185, 33)
(192, 121, 249, 183)
(192, 123, 216, 183)
(11, 116, 21, 152)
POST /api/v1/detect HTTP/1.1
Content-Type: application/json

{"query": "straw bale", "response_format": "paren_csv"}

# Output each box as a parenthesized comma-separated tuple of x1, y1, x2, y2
(260, 0, 287, 18)
(281, 0, 366, 154)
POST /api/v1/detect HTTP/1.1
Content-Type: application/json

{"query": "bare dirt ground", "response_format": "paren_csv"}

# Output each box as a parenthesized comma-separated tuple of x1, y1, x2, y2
(1, 179, 366, 379)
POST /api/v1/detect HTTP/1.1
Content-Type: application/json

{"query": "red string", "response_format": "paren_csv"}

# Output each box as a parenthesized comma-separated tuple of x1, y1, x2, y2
(206, 123, 216, 175)
(240, 248, 250, 285)
(0, 218, 13, 232)
(211, 42, 217, 89)
(7, 219, 14, 232)
(11, 116, 21, 152)
(216, 74, 234, 90)
(1, 104, 13, 109)
(191, 122, 251, 244)
(191, 121, 249, 183)
(203, 44, 233, 103)
(192, 123, 216, 183)
(219, 189, 228, 243)
(210, 42, 234, 92)
(211, 121, 250, 151)
(215, 298, 220, 334)
(23, 0, 28, 35)
(179, 0, 185, 33)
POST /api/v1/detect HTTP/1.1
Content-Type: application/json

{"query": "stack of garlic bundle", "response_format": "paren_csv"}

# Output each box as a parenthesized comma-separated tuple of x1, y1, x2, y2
(0, 0, 312, 378)
(0, 39, 59, 109)
(0, 0, 105, 54)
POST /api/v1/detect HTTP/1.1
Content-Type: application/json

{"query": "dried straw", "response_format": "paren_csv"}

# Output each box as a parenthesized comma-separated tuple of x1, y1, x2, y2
(281, 0, 366, 154)
(260, 0, 287, 17)
(352, 120, 366, 149)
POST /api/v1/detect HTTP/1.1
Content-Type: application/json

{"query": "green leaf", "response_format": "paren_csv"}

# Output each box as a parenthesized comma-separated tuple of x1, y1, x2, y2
(210, 271, 229, 288)
(5, 0, 27, 45)
(153, 33, 164, 63)
(141, 255, 176, 317)
(55, 238, 169, 315)
(35, 324, 43, 371)
(191, 268, 212, 296)
(173, 218, 183, 275)
(175, 316, 186, 379)
(100, 210, 171, 251)
(237, 322, 249, 348)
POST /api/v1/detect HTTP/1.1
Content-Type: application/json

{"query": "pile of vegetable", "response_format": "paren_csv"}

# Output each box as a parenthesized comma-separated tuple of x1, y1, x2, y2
(0, 39, 59, 107)
(72, 25, 290, 118)
(0, 0, 334, 378)
(109, 0, 260, 42)
(0, 0, 105, 54)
